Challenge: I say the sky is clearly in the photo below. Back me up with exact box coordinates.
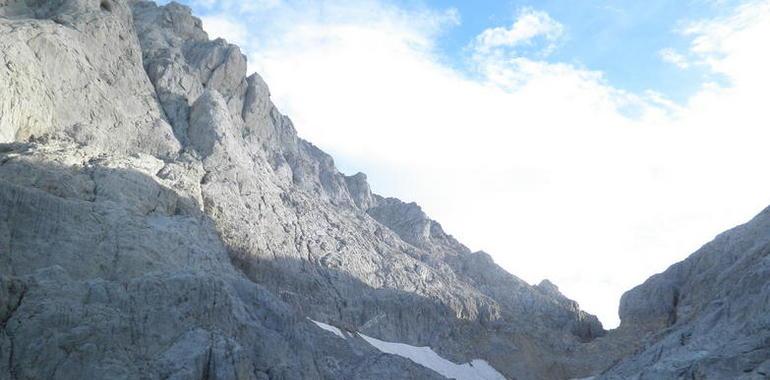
[165,0,770,328]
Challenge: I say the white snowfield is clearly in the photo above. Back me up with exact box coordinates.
[310,319,506,380]
[310,319,348,339]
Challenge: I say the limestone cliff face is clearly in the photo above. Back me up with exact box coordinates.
[596,207,770,379]
[0,1,768,379]
[0,0,180,156]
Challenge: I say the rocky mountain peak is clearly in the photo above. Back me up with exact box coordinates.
[1,1,768,379]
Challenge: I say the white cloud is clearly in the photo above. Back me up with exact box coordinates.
[240,0,283,12]
[197,0,770,328]
[200,15,248,46]
[191,0,282,12]
[659,48,690,69]
[683,0,770,85]
[472,8,564,55]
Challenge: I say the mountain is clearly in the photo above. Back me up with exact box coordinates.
[599,207,770,379]
[0,1,767,379]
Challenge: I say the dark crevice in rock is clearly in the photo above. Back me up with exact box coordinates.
[2,280,25,380]
[0,281,26,330]
[8,334,17,380]
[668,288,680,326]
[202,344,213,380]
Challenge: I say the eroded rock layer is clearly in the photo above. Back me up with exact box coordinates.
[1,1,768,379]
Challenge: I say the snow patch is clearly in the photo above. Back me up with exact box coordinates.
[309,318,506,379]
[358,333,506,380]
[309,319,346,339]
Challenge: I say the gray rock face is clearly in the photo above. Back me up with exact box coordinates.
[596,207,770,379]
[0,142,445,380]
[1,1,767,379]
[131,0,246,146]
[0,0,179,157]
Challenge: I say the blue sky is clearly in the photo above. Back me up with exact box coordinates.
[429,0,728,101]
[168,0,770,328]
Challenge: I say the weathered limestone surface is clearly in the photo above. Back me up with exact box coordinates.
[0,141,447,380]
[1,1,768,379]
[0,0,179,156]
[596,208,770,379]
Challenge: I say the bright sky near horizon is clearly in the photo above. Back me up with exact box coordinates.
[164,0,770,328]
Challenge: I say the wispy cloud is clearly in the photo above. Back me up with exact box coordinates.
[682,0,770,84]
[200,14,248,46]
[472,8,565,56]
[659,48,690,69]
[190,0,282,12]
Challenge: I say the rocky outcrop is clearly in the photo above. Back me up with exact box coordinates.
[0,0,179,156]
[1,1,767,379]
[596,207,770,379]
[0,141,446,379]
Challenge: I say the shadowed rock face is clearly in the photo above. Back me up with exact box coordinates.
[0,143,446,380]
[0,1,768,379]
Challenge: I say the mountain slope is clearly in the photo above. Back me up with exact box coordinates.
[0,1,768,379]
[0,1,610,379]
[597,207,770,379]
